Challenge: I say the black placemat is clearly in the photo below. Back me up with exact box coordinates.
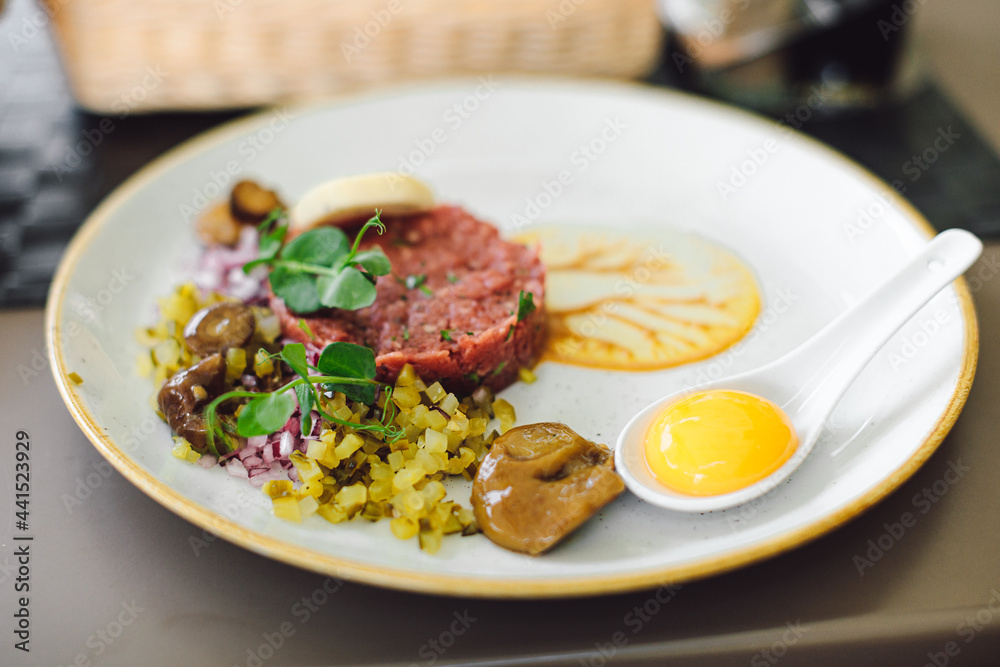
[2,0,999,307]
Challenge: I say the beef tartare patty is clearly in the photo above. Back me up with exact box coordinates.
[272,205,546,393]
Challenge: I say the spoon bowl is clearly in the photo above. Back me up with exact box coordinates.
[615,229,983,512]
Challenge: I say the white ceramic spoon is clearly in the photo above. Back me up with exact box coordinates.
[614,228,982,512]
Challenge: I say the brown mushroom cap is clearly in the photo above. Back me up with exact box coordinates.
[471,422,625,555]
[230,180,281,224]
[183,302,255,356]
[195,202,243,247]
[157,354,228,451]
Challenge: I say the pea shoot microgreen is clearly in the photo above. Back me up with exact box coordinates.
[244,209,391,314]
[203,341,401,456]
[297,318,316,341]
[398,273,433,297]
[516,290,536,322]
[505,290,536,341]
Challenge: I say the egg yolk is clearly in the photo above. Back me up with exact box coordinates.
[643,390,798,496]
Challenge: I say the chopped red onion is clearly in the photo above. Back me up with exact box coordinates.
[194,227,267,301]
[226,458,250,478]
[279,431,295,458]
[248,462,288,488]
[242,455,263,468]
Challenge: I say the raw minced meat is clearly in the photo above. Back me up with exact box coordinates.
[271,205,546,393]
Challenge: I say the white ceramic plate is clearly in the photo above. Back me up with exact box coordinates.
[47,79,977,597]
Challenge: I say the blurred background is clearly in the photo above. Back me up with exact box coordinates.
[0,0,998,306]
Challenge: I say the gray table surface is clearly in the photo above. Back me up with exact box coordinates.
[4,2,1000,665]
[2,242,1000,667]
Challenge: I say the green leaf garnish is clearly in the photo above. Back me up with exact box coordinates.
[296,384,313,436]
[203,341,400,454]
[317,267,376,310]
[236,391,298,437]
[317,342,377,405]
[440,329,454,342]
[270,265,321,313]
[248,211,390,314]
[280,343,310,379]
[243,212,289,273]
[352,249,392,276]
[282,226,350,266]
[281,343,314,436]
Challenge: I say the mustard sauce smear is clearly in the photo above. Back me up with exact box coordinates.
[514,225,760,371]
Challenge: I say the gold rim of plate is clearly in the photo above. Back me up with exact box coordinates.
[45,78,979,598]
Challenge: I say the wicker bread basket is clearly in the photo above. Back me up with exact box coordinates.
[41,0,663,113]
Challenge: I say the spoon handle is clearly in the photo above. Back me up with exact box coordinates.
[778,229,982,425]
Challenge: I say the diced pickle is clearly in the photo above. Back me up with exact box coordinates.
[391,517,419,540]
[263,480,293,498]
[492,399,516,433]
[144,303,511,551]
[272,495,302,523]
[425,382,447,403]
[393,386,422,409]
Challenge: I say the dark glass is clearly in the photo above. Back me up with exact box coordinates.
[670,0,918,114]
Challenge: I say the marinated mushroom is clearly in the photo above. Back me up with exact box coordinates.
[157,353,227,451]
[471,422,624,555]
[230,180,281,224]
[195,201,243,247]
[183,302,255,356]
